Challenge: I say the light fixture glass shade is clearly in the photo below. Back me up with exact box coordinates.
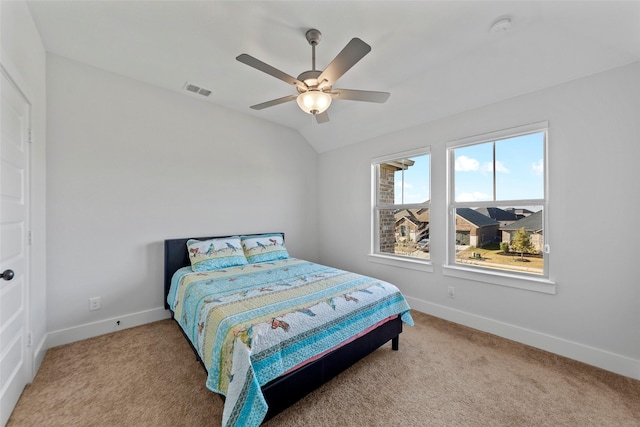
[296,90,332,115]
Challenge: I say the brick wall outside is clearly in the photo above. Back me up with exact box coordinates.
[379,164,396,253]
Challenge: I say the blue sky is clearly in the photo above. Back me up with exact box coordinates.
[455,132,544,202]
[392,131,544,205]
[394,154,430,204]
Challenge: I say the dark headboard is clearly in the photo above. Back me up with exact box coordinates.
[163,233,284,309]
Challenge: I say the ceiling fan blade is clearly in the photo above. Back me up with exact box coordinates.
[317,38,371,86]
[250,94,298,110]
[331,89,390,103]
[237,54,305,90]
[315,111,329,124]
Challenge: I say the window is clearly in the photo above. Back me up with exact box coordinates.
[446,122,552,291]
[371,148,431,268]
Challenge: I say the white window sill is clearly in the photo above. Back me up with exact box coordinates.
[368,253,434,273]
[442,264,556,294]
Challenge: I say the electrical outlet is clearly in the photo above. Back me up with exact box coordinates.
[89,297,101,311]
[447,286,455,299]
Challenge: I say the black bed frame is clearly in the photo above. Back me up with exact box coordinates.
[164,234,403,422]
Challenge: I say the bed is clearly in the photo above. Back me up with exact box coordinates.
[164,233,413,426]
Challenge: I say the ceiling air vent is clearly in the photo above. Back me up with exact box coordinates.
[183,82,212,97]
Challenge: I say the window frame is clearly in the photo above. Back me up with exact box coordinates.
[444,121,555,293]
[369,147,433,272]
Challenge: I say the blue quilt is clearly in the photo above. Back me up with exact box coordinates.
[168,258,413,426]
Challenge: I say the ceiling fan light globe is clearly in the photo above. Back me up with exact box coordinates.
[297,90,332,115]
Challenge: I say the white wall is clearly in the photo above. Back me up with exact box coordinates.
[1,0,48,374]
[318,62,640,379]
[45,55,318,344]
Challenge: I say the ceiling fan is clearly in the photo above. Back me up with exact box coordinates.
[236,29,390,124]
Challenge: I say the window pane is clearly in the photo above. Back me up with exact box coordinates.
[378,154,430,205]
[454,143,493,202]
[377,208,430,260]
[454,206,544,275]
[454,131,545,203]
[495,132,544,201]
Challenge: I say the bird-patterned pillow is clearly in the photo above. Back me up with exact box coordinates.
[186,236,248,272]
[241,234,289,264]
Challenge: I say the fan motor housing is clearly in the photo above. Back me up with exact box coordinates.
[296,70,327,93]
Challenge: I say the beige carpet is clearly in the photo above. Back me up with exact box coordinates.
[8,311,640,426]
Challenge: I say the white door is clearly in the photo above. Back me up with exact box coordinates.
[0,67,31,426]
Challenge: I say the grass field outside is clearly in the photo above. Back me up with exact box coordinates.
[456,242,544,275]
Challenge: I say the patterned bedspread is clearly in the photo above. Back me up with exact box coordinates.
[168,258,413,427]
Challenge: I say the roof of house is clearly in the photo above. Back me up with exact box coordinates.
[505,207,535,219]
[502,210,543,232]
[395,209,430,239]
[414,208,430,223]
[475,207,518,222]
[457,208,499,228]
[395,208,430,225]
[395,213,420,227]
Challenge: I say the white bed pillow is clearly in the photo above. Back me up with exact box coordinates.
[186,236,248,271]
[241,234,289,264]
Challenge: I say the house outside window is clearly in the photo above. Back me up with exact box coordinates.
[371,148,430,267]
[445,122,553,292]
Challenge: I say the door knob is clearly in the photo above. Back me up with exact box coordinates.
[1,269,15,281]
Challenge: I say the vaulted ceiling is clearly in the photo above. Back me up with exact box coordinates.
[26,1,640,153]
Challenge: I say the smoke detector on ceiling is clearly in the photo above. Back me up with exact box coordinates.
[490,17,512,33]
[183,82,212,97]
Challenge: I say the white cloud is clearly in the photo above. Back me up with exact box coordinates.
[458,156,509,174]
[457,192,491,202]
[495,160,509,173]
[394,182,413,197]
[395,182,426,204]
[455,155,479,171]
[480,161,509,173]
[405,193,426,203]
[532,158,544,175]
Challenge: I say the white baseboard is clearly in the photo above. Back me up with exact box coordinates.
[32,334,47,380]
[406,296,640,381]
[45,307,171,349]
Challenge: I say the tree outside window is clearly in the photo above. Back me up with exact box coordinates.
[447,124,548,278]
